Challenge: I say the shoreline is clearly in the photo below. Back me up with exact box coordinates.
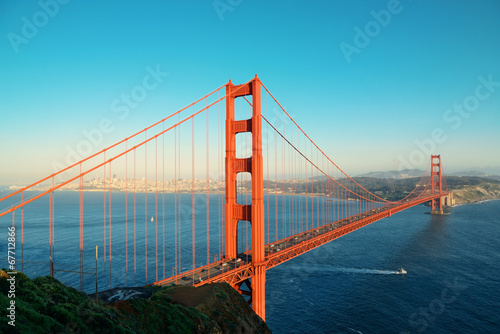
[4,189,500,206]
[452,197,500,207]
[0,188,336,198]
[455,198,500,206]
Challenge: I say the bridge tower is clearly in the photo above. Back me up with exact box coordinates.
[225,75,266,320]
[430,154,444,214]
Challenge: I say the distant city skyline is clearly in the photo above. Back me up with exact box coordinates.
[1,1,499,185]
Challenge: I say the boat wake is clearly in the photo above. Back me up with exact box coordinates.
[332,267,399,275]
[279,265,404,275]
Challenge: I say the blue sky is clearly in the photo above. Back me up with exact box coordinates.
[1,0,499,185]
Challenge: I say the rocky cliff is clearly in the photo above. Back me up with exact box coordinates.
[451,183,500,205]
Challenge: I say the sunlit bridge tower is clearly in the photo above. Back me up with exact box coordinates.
[430,154,444,214]
[225,75,266,320]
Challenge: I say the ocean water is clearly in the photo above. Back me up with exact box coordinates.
[265,200,500,334]
[1,191,498,333]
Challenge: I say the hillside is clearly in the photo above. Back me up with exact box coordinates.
[352,176,500,204]
[357,169,424,179]
[449,183,500,205]
[257,176,500,204]
[0,270,270,334]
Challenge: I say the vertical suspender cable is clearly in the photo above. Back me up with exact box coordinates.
[217,92,221,259]
[282,112,286,239]
[174,126,177,275]
[322,155,325,225]
[103,153,107,288]
[21,192,24,272]
[52,177,55,268]
[178,113,182,274]
[134,149,137,285]
[311,142,314,230]
[206,98,210,266]
[192,107,195,277]
[290,120,293,236]
[80,164,84,291]
[145,131,148,282]
[274,104,278,241]
[49,191,51,269]
[162,123,165,279]
[305,136,308,232]
[155,136,158,282]
[125,142,128,286]
[109,162,112,288]
[316,149,319,228]
[48,189,51,275]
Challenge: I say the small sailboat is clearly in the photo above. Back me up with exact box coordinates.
[396,267,407,274]
[151,216,154,222]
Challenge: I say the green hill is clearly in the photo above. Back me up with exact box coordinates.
[0,270,270,334]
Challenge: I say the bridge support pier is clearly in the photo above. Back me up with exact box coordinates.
[225,75,266,320]
[252,263,266,319]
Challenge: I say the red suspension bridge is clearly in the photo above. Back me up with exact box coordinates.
[0,75,449,321]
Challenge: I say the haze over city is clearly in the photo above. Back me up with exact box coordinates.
[1,0,499,185]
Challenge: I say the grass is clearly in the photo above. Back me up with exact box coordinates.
[0,269,271,333]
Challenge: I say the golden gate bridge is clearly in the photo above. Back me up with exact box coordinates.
[0,75,449,320]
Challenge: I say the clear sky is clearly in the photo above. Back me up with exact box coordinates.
[1,0,499,185]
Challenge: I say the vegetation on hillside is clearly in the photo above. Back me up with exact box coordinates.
[0,270,270,334]
[258,176,500,203]
[353,176,500,201]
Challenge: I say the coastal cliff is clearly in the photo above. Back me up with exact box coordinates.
[451,182,500,205]
[0,270,271,333]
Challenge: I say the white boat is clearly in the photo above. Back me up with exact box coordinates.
[396,267,407,274]
[151,216,154,222]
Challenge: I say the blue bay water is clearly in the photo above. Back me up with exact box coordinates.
[1,190,499,333]
[265,200,500,334]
